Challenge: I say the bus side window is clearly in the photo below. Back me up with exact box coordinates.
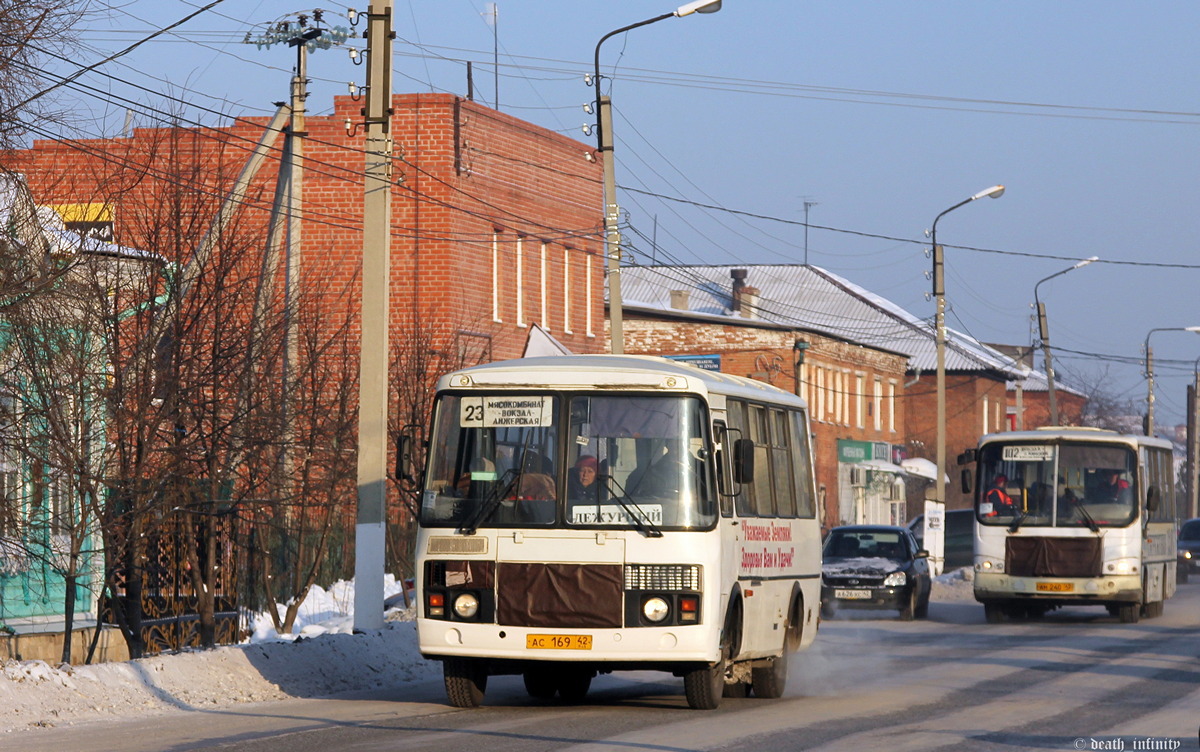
[714,421,734,517]
[728,399,755,517]
[771,408,797,517]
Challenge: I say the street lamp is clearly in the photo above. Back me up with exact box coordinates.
[592,0,721,354]
[1033,256,1098,425]
[1144,326,1200,437]
[931,185,1004,509]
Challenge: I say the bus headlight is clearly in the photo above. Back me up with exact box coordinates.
[642,596,671,623]
[883,572,906,587]
[453,592,480,619]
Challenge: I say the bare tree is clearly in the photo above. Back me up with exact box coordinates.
[1067,365,1141,433]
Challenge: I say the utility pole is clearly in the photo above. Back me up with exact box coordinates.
[803,199,817,266]
[354,0,393,633]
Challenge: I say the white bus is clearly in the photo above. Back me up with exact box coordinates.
[408,355,822,709]
[960,427,1178,623]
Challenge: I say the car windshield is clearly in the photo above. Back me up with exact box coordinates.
[976,442,1137,528]
[419,392,716,531]
[823,530,906,560]
[1181,520,1200,541]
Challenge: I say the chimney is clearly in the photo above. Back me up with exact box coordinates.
[739,286,760,319]
[669,289,690,310]
[730,268,748,313]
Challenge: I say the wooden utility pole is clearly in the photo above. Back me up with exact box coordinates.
[353,0,393,632]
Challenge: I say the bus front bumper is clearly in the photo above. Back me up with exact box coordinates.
[416,618,720,666]
[974,571,1142,603]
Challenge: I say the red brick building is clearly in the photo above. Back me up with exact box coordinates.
[8,94,607,374]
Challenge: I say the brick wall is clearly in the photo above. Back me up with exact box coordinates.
[7,94,606,372]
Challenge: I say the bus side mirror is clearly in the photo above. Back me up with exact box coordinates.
[960,468,973,495]
[957,449,977,466]
[395,427,419,483]
[733,438,755,483]
[1146,486,1160,513]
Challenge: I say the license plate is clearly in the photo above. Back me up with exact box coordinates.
[834,589,871,599]
[526,634,593,650]
[1036,581,1074,592]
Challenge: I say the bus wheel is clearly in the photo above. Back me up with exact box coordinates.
[1142,600,1164,619]
[983,603,1006,624]
[444,658,487,708]
[557,669,592,704]
[523,668,557,700]
[1117,602,1140,624]
[751,655,788,699]
[722,680,749,698]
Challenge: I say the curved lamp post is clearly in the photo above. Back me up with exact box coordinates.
[593,0,721,353]
[1033,256,1098,425]
[1144,326,1200,437]
[931,185,1005,508]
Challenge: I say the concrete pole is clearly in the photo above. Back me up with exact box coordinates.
[354,0,393,633]
[934,243,946,508]
[1037,302,1059,425]
[1192,371,1200,518]
[598,95,622,354]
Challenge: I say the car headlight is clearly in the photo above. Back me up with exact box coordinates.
[642,596,670,623]
[883,572,907,587]
[453,592,479,619]
[1181,550,1193,560]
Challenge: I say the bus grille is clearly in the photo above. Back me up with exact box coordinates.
[625,564,701,591]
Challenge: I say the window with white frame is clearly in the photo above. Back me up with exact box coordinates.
[491,231,502,323]
[562,247,573,334]
[873,377,883,431]
[515,235,526,328]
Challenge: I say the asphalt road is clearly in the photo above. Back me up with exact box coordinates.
[12,584,1200,752]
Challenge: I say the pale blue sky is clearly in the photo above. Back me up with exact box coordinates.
[54,1,1200,426]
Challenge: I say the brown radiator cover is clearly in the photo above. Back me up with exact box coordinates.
[496,562,622,628]
[1005,536,1103,578]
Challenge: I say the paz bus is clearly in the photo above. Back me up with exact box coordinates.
[960,427,1178,623]
[407,355,822,709]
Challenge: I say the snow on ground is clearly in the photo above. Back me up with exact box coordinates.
[0,568,979,735]
[0,575,440,735]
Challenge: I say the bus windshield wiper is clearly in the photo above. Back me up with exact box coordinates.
[1008,509,1027,533]
[459,434,534,535]
[459,467,519,535]
[602,474,663,538]
[1075,502,1100,533]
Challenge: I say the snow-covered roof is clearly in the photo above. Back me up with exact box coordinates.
[620,263,1025,377]
[0,173,160,263]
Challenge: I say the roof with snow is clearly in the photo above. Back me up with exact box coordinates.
[619,263,1024,377]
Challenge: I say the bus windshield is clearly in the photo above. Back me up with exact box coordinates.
[977,441,1138,529]
[420,392,717,531]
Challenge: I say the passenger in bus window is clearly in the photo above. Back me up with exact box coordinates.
[983,474,1017,517]
[568,455,603,503]
[1095,470,1131,504]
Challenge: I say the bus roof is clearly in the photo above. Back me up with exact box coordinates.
[978,426,1174,451]
[436,354,807,408]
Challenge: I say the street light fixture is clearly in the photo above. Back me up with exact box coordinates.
[592,0,721,354]
[931,185,1004,510]
[1144,325,1200,437]
[1033,256,1098,425]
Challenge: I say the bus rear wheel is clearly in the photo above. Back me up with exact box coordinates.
[1117,602,1140,624]
[557,669,592,703]
[522,668,557,700]
[1142,600,1164,619]
[444,658,487,708]
[751,655,788,699]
